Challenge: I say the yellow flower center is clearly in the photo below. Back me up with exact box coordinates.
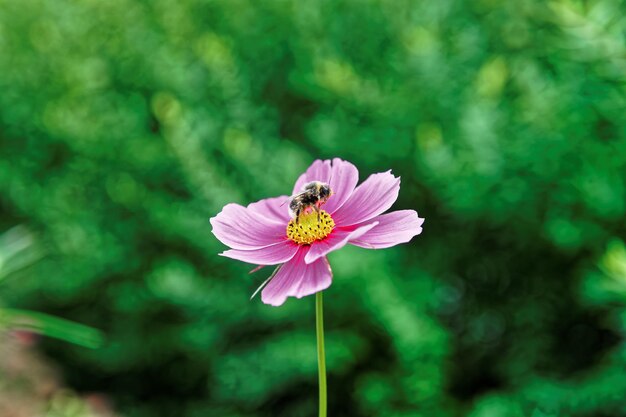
[286,210,335,245]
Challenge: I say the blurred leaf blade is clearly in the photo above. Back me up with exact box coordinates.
[0,308,104,349]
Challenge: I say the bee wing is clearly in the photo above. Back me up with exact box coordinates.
[250,264,283,300]
[279,191,306,207]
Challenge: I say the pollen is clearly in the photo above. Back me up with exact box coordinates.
[286,210,335,245]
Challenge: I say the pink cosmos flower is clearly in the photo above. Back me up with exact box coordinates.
[210,158,424,306]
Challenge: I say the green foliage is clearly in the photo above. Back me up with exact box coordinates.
[0,226,103,348]
[0,308,103,349]
[1,0,626,416]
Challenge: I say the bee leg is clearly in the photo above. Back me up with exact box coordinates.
[295,208,301,224]
[314,205,321,222]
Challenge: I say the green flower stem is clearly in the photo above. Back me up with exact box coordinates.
[316,291,327,417]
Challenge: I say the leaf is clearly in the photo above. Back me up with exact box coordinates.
[0,308,104,349]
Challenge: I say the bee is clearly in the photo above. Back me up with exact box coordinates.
[288,181,333,223]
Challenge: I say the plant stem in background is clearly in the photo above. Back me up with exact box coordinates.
[316,291,327,417]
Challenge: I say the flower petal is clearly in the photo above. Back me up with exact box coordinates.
[292,159,332,194]
[323,158,359,214]
[349,210,424,249]
[210,203,287,250]
[220,241,299,265]
[304,222,379,264]
[247,195,291,225]
[261,247,333,306]
[332,170,400,226]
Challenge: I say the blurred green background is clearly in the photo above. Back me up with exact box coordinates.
[1,0,626,416]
